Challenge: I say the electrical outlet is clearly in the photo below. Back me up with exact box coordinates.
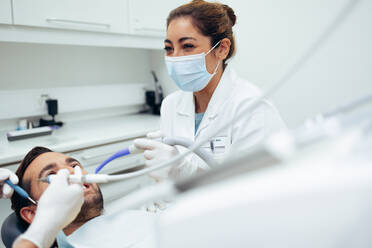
[39,94,50,107]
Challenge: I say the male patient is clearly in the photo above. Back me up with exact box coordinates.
[10,146,156,248]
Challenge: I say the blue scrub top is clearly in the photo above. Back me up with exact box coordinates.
[195,112,205,134]
[56,231,74,248]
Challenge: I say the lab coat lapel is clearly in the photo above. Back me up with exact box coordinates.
[195,67,235,138]
[176,92,195,140]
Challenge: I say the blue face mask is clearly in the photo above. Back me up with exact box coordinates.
[165,41,221,92]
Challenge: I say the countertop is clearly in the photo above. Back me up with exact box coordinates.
[0,114,160,165]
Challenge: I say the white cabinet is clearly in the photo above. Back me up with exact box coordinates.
[128,0,187,37]
[12,0,129,34]
[0,0,12,24]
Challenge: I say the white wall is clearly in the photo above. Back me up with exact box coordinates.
[151,0,372,128]
[0,42,155,127]
[148,50,177,97]
[0,42,153,90]
[225,0,372,127]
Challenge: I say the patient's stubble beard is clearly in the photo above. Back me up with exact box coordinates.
[64,184,104,233]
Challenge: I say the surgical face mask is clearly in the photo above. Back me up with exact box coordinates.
[165,41,221,92]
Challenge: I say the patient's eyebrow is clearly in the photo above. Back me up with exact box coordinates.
[38,163,57,179]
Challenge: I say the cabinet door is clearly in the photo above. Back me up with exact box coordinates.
[128,0,187,37]
[13,0,129,34]
[0,0,12,24]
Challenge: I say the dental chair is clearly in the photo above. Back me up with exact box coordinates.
[1,213,27,248]
[2,213,59,248]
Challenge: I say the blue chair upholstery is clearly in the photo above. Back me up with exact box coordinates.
[1,213,27,248]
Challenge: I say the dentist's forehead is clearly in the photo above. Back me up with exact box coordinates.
[167,17,202,40]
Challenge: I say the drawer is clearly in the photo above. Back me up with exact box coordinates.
[13,0,130,34]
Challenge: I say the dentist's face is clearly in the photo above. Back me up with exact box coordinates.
[164,16,219,74]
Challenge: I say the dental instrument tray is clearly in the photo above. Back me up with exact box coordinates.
[7,126,53,141]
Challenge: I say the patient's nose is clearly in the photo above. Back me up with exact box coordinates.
[66,167,75,174]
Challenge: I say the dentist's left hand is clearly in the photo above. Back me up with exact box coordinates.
[14,168,84,248]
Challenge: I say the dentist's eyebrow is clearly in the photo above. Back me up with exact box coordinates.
[179,37,196,43]
[38,163,57,179]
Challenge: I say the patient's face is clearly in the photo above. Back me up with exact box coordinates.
[22,152,103,225]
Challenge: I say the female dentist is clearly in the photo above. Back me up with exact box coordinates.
[134,0,285,180]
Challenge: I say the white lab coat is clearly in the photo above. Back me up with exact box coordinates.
[160,66,286,179]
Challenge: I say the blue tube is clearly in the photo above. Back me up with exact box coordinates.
[95,148,131,174]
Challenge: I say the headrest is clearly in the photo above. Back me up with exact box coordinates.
[1,213,28,248]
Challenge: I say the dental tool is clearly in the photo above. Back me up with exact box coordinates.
[94,137,218,174]
[40,94,372,187]
[94,146,134,174]
[40,174,110,184]
[5,179,37,205]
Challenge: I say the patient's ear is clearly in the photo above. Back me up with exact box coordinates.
[20,206,36,224]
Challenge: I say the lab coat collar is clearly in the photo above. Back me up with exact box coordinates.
[204,66,236,119]
[175,66,237,137]
[195,66,236,136]
[176,92,194,117]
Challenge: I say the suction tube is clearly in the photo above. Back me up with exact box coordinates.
[95,137,218,174]
[95,148,131,173]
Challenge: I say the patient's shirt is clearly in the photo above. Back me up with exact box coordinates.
[61,210,157,248]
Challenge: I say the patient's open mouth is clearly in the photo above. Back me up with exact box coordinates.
[83,183,91,191]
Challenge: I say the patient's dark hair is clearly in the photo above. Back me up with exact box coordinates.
[10,146,52,227]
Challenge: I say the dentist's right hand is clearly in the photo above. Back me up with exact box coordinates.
[0,168,19,199]
[133,131,183,182]
[13,168,84,248]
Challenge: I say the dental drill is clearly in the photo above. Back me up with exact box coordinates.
[40,136,219,184]
[94,136,219,174]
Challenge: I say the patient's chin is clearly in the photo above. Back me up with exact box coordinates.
[71,186,104,225]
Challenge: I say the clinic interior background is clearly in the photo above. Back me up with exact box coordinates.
[0,0,371,129]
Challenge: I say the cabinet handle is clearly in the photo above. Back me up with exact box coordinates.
[46,18,111,29]
[82,151,118,161]
[135,27,164,32]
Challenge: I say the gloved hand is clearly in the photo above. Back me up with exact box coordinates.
[134,131,184,181]
[16,168,84,248]
[0,168,19,199]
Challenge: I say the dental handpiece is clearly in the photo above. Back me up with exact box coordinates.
[39,174,110,184]
[94,137,218,174]
[5,179,37,205]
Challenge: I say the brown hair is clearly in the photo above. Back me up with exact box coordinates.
[10,146,52,226]
[167,0,237,68]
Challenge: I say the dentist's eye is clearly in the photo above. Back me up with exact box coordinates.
[183,43,194,49]
[164,46,173,52]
